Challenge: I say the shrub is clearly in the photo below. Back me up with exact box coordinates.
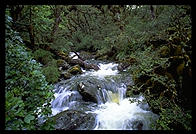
[42,60,60,84]
[33,48,54,65]
[149,97,192,130]
[5,15,54,130]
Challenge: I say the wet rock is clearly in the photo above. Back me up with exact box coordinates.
[77,81,98,103]
[117,62,130,71]
[67,65,83,75]
[57,59,70,70]
[84,63,100,71]
[61,72,72,80]
[132,120,143,130]
[53,110,96,130]
[70,58,100,71]
[62,62,70,70]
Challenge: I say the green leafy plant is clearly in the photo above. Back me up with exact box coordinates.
[5,15,54,130]
[150,97,192,130]
[42,60,60,84]
[33,48,54,65]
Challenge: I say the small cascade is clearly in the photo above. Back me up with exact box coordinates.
[95,83,127,104]
[51,85,83,115]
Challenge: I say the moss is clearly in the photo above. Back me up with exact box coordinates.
[67,65,82,75]
[159,46,170,57]
[58,51,69,58]
[57,59,65,67]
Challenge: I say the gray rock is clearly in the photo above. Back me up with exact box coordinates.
[117,62,130,72]
[77,81,98,103]
[61,72,72,80]
[132,120,144,130]
[53,110,96,130]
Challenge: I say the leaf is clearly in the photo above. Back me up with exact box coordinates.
[24,114,35,124]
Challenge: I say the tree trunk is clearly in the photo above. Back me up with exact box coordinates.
[150,5,155,19]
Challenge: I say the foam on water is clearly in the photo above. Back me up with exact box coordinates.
[51,86,82,116]
[82,62,119,79]
[91,97,157,130]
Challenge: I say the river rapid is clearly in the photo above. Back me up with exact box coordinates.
[50,52,159,130]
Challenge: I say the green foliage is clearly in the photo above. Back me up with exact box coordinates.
[124,6,192,130]
[5,15,54,130]
[150,97,192,130]
[52,36,70,52]
[127,46,168,81]
[65,5,121,52]
[42,60,60,84]
[33,48,54,65]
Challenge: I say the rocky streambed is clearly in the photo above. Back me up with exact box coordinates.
[42,52,159,130]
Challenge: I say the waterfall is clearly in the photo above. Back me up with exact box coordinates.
[50,59,159,130]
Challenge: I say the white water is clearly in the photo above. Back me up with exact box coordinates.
[82,62,119,79]
[91,95,157,130]
[50,60,159,130]
[69,52,79,59]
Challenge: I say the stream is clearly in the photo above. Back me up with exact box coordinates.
[50,53,159,130]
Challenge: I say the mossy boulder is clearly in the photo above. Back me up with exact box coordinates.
[67,65,82,75]
[58,51,70,61]
[57,59,65,67]
[57,59,70,70]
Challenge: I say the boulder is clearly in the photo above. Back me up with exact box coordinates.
[117,62,131,72]
[77,81,98,103]
[67,65,82,75]
[132,120,144,130]
[53,110,96,130]
[61,72,72,80]
[57,59,70,70]
[84,63,100,71]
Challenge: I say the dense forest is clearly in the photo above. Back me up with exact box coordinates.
[5,5,192,130]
